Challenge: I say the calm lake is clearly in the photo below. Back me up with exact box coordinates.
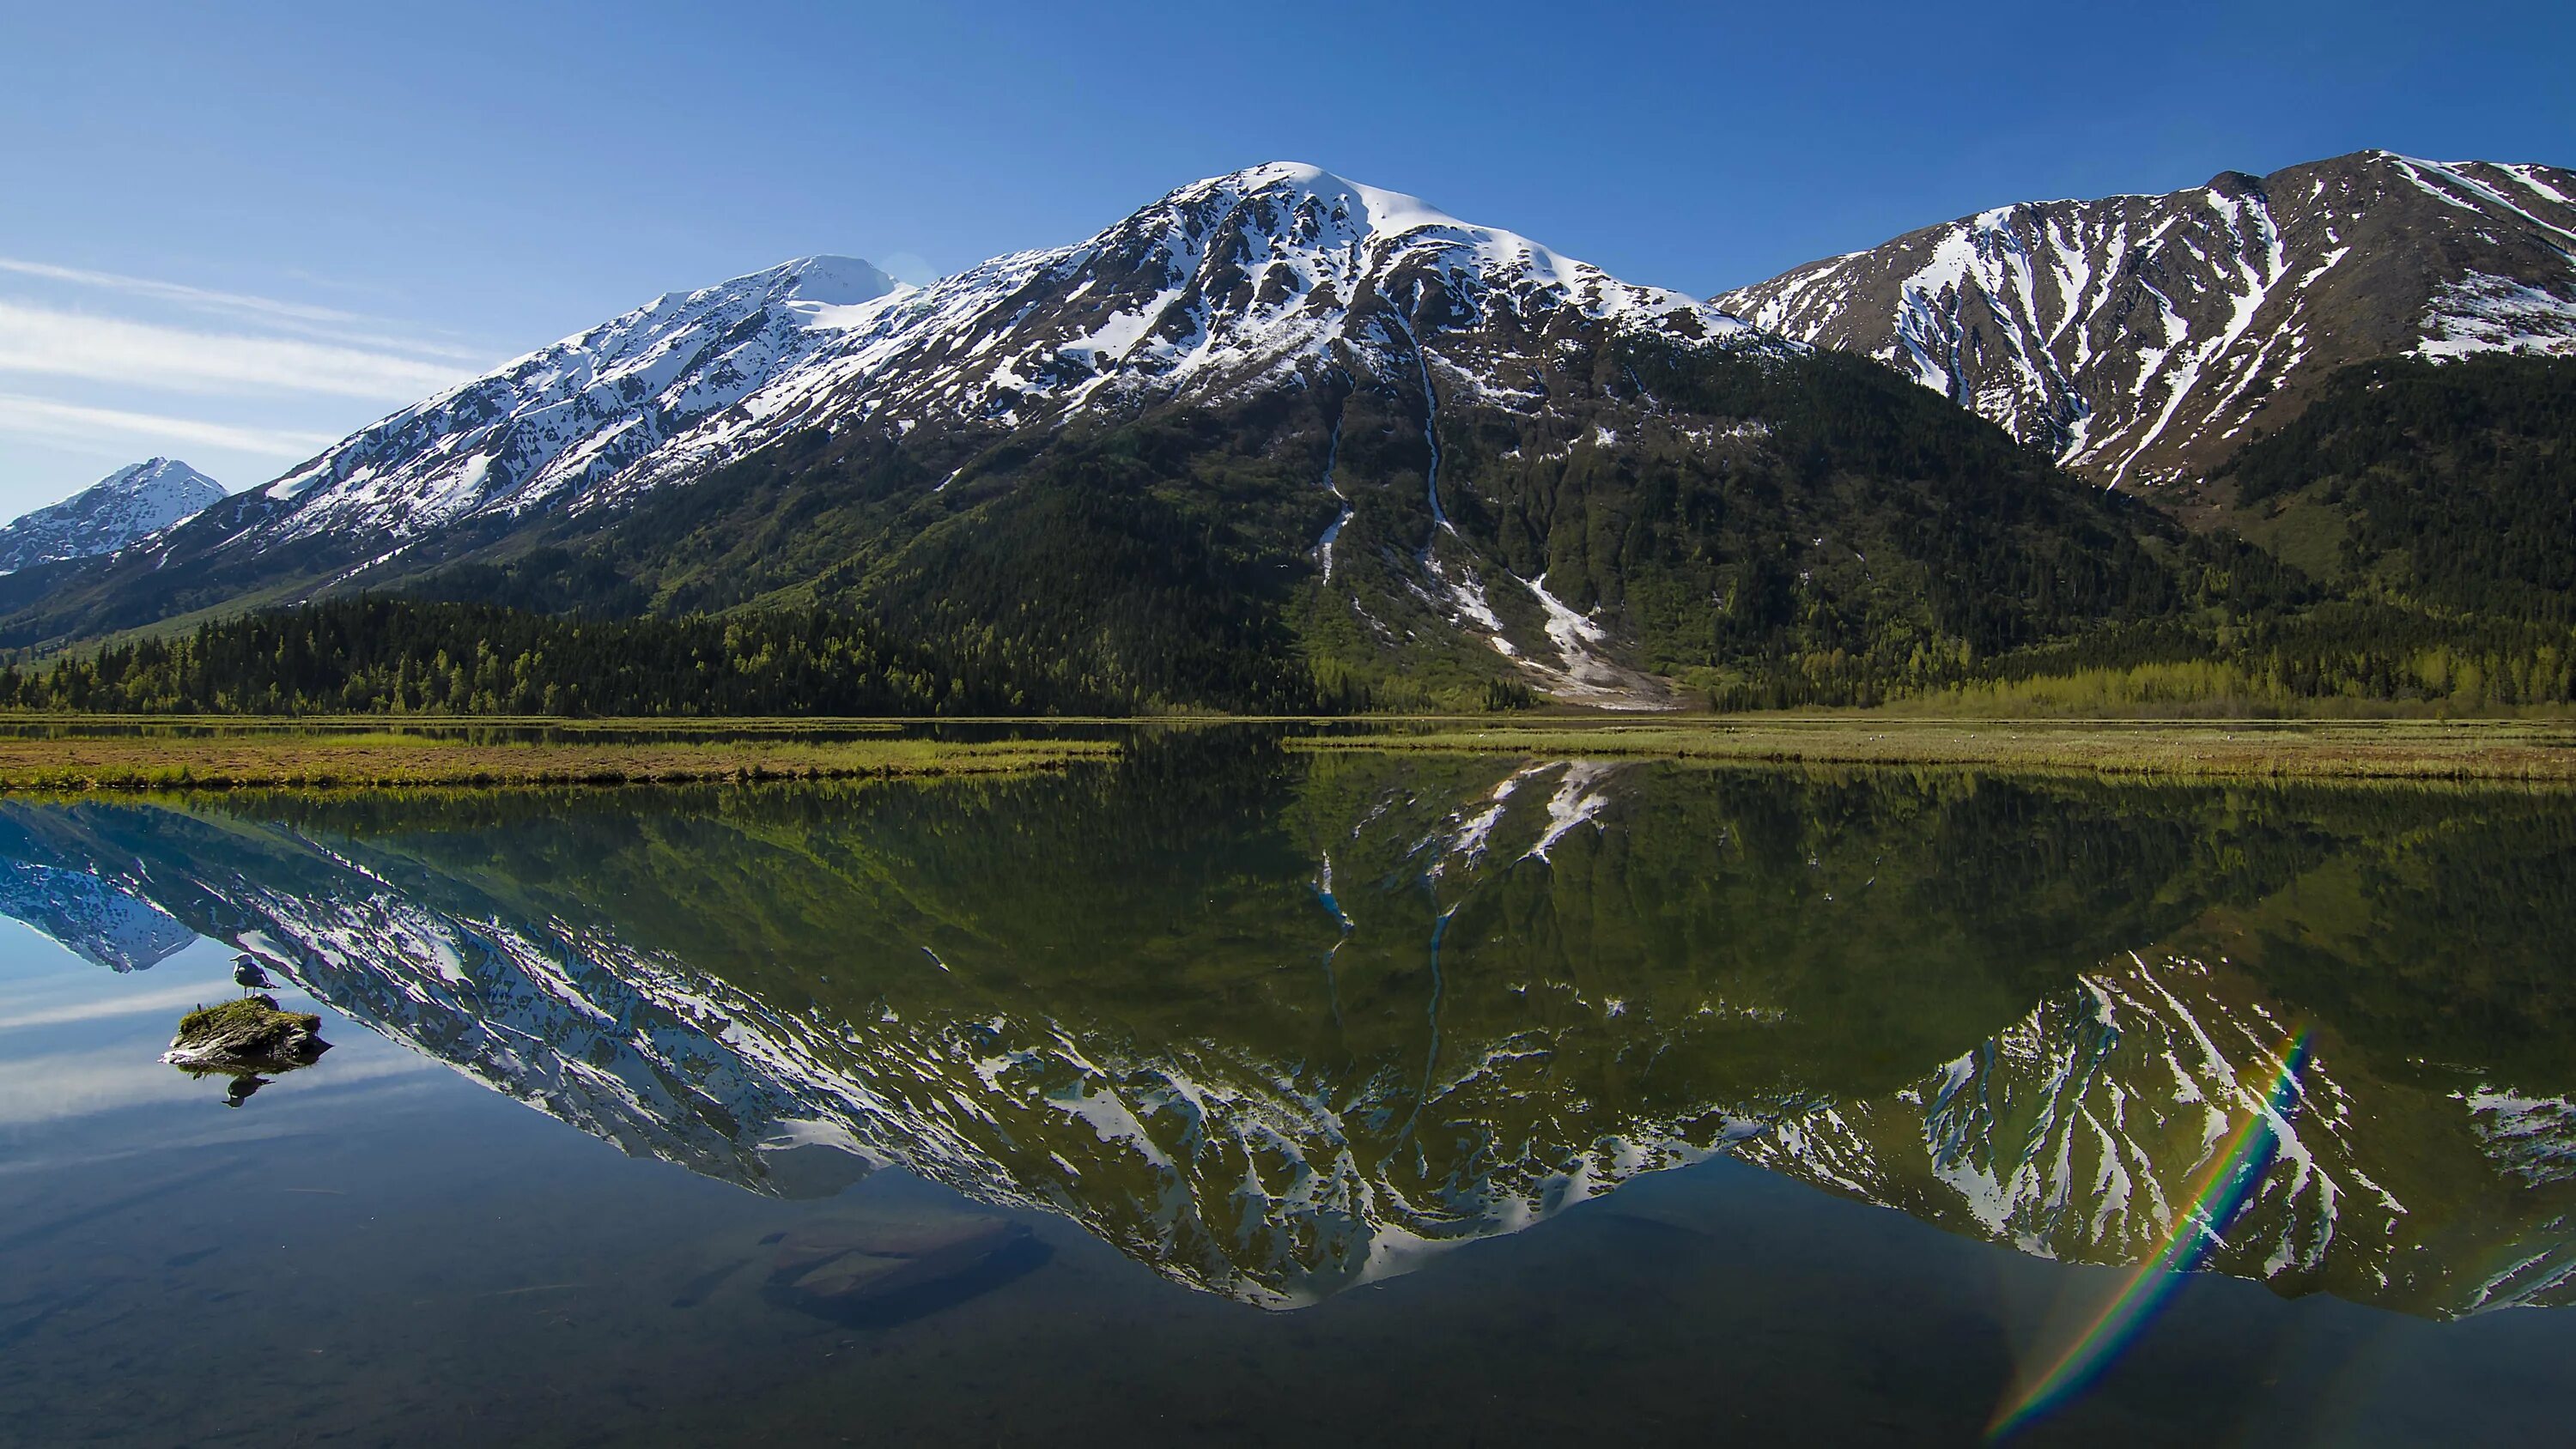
[3,731,2573,1446]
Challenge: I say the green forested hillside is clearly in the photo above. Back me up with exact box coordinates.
[1927,353,2576,714]
[1485,343,2221,706]
[2221,354,2576,618]
[377,343,2205,712]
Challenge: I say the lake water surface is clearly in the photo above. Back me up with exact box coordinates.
[3,732,2573,1446]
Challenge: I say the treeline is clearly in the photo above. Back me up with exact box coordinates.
[0,598,1361,717]
[1706,603,2576,715]
[1698,531,2317,711]
[1938,603,2576,715]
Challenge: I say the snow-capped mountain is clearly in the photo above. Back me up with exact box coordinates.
[12,162,1899,705]
[0,458,224,573]
[249,164,1763,545]
[1716,151,2576,488]
[0,163,2343,710]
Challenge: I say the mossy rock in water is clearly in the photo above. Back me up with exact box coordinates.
[163,993,330,1069]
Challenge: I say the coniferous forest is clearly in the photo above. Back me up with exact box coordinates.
[0,601,1110,717]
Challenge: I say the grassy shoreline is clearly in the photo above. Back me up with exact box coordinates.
[1288,718,2576,782]
[3,714,2572,789]
[0,734,1117,791]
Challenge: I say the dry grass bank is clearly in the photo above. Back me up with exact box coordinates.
[0,733,1115,791]
[1294,718,2576,782]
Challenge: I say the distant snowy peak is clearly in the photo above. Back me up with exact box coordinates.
[237,165,1773,549]
[0,458,225,573]
[1716,150,2576,488]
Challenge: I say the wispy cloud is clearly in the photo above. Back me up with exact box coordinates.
[0,256,493,362]
[0,1044,436,1129]
[0,978,214,1032]
[0,257,380,325]
[0,392,344,458]
[0,300,473,402]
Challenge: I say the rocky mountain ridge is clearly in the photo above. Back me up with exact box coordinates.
[240,164,1768,549]
[1716,150,2576,488]
[194,163,1788,706]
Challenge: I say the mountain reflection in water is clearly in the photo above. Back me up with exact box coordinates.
[3,733,2572,1319]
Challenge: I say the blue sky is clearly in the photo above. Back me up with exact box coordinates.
[2,0,2569,516]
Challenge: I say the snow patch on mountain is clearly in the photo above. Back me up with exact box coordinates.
[2416,273,2576,360]
[1718,150,2576,488]
[2464,1087,2576,1185]
[1515,574,1675,709]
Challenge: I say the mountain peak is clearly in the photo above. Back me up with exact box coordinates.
[102,457,216,489]
[1171,161,1571,270]
[0,458,226,575]
[1199,161,1457,222]
[771,253,903,306]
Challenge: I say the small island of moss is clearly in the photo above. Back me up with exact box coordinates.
[163,994,331,1070]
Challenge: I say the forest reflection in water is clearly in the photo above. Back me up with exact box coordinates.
[1,732,2572,1444]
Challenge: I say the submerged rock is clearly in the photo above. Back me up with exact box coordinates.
[764,1210,1036,1317]
[162,994,330,1070]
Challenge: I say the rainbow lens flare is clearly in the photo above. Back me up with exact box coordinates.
[1986,1027,2316,1440]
